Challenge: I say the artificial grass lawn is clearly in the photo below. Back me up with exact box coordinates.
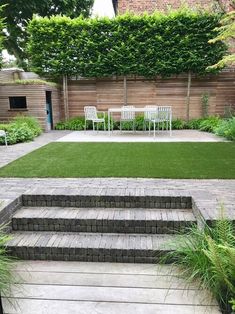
[0,142,234,179]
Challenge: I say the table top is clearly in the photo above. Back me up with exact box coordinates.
[108,107,158,113]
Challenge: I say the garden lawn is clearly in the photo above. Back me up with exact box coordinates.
[0,142,234,179]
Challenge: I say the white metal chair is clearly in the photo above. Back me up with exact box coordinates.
[0,130,7,146]
[84,106,106,131]
[120,105,135,132]
[150,106,172,137]
[143,105,158,134]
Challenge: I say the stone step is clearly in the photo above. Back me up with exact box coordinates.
[7,231,178,263]
[12,207,196,234]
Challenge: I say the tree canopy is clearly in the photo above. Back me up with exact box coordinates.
[0,6,5,69]
[27,9,227,78]
[208,8,235,68]
[0,0,94,68]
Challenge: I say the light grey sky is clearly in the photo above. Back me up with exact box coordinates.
[92,0,115,17]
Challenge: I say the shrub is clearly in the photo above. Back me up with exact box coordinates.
[215,117,235,141]
[171,119,187,130]
[199,116,221,132]
[186,118,205,129]
[0,116,41,145]
[163,217,235,314]
[13,115,42,136]
[8,123,34,144]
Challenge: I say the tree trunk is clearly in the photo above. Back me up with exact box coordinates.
[186,71,192,122]
[123,76,127,105]
[63,75,69,121]
[0,294,4,314]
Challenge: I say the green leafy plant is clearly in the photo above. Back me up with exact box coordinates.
[215,117,235,140]
[0,116,42,145]
[12,115,42,136]
[163,217,235,314]
[199,116,221,132]
[186,118,205,129]
[171,119,187,130]
[201,92,210,118]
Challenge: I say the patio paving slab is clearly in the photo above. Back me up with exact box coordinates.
[2,261,221,314]
[56,130,225,142]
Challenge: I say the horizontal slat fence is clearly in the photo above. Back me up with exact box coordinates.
[67,72,235,120]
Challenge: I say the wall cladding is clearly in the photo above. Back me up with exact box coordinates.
[0,84,61,130]
[67,72,235,121]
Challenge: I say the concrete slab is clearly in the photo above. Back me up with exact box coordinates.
[3,261,221,314]
[56,130,225,142]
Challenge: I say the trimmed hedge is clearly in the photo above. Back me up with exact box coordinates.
[27,9,227,77]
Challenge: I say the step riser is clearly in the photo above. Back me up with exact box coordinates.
[22,195,192,209]
[8,247,171,264]
[12,218,195,234]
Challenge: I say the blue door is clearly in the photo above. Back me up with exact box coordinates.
[46,91,53,130]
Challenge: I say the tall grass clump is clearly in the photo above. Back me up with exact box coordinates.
[163,217,235,314]
[0,225,16,312]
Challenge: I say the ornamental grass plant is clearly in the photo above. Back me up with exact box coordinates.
[0,224,16,313]
[163,217,235,314]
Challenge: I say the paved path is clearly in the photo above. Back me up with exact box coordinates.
[3,261,221,314]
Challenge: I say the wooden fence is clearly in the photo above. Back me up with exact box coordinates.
[65,72,235,121]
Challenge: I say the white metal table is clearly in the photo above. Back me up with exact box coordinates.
[108,107,172,137]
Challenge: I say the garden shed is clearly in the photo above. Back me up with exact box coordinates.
[0,79,61,130]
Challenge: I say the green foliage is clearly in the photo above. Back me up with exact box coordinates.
[199,116,221,132]
[12,115,42,136]
[171,119,187,130]
[186,118,205,129]
[215,117,235,140]
[0,6,5,69]
[230,298,235,310]
[55,117,87,130]
[0,224,16,301]
[163,217,235,313]
[27,9,227,77]
[0,116,42,145]
[208,10,235,69]
[0,79,58,86]
[1,0,94,68]
[201,92,210,118]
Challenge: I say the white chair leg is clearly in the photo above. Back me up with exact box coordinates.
[93,121,95,131]
[154,121,156,138]
[5,135,7,147]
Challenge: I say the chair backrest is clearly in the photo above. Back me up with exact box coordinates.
[121,106,135,120]
[0,130,6,137]
[157,106,172,121]
[144,105,158,120]
[84,106,98,120]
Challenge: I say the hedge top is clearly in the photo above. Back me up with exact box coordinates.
[27,9,227,77]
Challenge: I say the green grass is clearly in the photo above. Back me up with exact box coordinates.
[0,142,234,178]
